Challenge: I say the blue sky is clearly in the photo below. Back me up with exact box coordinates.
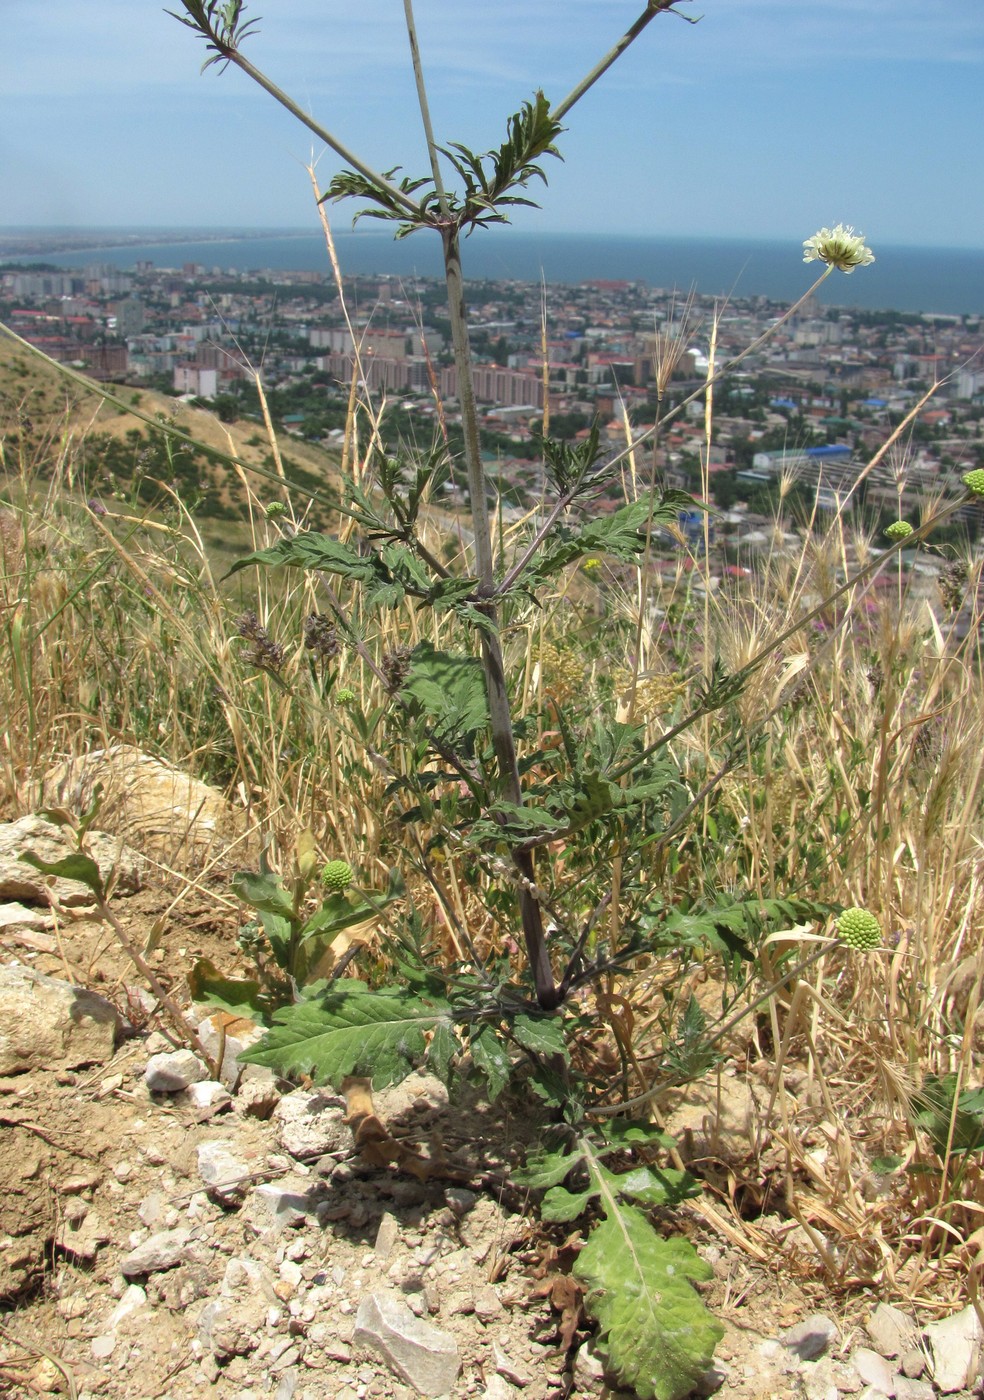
[2,0,983,249]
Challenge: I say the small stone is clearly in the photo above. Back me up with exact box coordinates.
[274,1089,349,1159]
[483,1378,519,1400]
[492,1340,532,1387]
[923,1304,984,1392]
[113,1161,133,1182]
[894,1379,935,1400]
[186,1080,232,1112]
[781,1314,840,1361]
[195,1012,268,1087]
[867,1303,918,1359]
[197,1140,251,1203]
[144,1049,208,1092]
[354,1290,461,1397]
[444,1187,478,1215]
[120,1227,193,1277]
[900,1349,926,1379]
[852,1347,896,1394]
[374,1212,400,1261]
[247,1180,315,1232]
[55,1208,111,1261]
[236,1077,281,1119]
[90,1333,117,1359]
[137,1191,165,1228]
[573,1341,606,1390]
[473,1285,503,1322]
[27,1358,64,1393]
[108,1284,147,1328]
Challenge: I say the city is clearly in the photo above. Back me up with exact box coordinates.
[3,256,984,567]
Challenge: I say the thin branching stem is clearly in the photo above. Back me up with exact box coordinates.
[551,0,689,122]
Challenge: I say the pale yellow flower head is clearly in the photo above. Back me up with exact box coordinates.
[803,224,875,274]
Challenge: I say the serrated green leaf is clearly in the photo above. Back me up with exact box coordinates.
[299,891,386,941]
[599,1122,678,1152]
[223,532,379,581]
[512,1013,570,1062]
[615,1165,701,1208]
[188,958,264,1019]
[469,1025,513,1101]
[427,1019,459,1085]
[19,850,104,900]
[514,1146,580,1191]
[240,981,448,1089]
[400,641,490,750]
[232,870,295,919]
[575,1196,723,1400]
[541,1184,596,1223]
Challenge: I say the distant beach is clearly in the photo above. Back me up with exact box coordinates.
[3,228,983,317]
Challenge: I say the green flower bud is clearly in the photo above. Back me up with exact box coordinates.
[334,687,356,705]
[265,501,287,517]
[963,470,984,497]
[321,860,353,892]
[836,907,881,951]
[884,521,913,542]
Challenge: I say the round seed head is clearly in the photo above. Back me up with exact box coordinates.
[321,860,354,893]
[884,520,913,543]
[963,469,984,497]
[836,906,882,951]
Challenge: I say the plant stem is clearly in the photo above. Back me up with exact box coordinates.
[400,0,558,1008]
[222,50,424,220]
[551,0,687,122]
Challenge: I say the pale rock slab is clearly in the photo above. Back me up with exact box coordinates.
[866,1302,918,1360]
[42,744,245,868]
[355,1290,461,1397]
[0,963,119,1074]
[923,1304,984,1392]
[0,813,142,904]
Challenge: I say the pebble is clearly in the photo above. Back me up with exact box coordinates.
[144,1049,208,1092]
[852,1346,896,1394]
[867,1302,918,1360]
[354,1290,461,1397]
[120,1227,193,1277]
[781,1314,840,1361]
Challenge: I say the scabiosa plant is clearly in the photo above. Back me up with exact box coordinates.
[321,859,354,892]
[803,224,875,274]
[884,520,914,542]
[963,469,984,497]
[836,907,882,951]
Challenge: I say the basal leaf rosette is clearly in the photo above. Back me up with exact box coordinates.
[836,907,881,952]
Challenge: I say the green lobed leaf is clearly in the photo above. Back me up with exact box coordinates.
[512,1013,570,1062]
[232,870,295,920]
[19,850,104,900]
[575,1196,723,1400]
[469,1025,513,1101]
[224,531,380,581]
[513,1146,580,1191]
[187,957,265,1020]
[615,1165,701,1208]
[240,981,449,1089]
[541,1184,596,1223]
[426,1019,460,1085]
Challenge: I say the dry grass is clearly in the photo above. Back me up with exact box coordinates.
[3,294,984,1319]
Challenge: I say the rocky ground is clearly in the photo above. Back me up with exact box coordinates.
[1,783,982,1400]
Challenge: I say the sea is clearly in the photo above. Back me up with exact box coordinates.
[3,229,984,317]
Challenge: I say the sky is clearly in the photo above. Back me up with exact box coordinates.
[2,0,983,249]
